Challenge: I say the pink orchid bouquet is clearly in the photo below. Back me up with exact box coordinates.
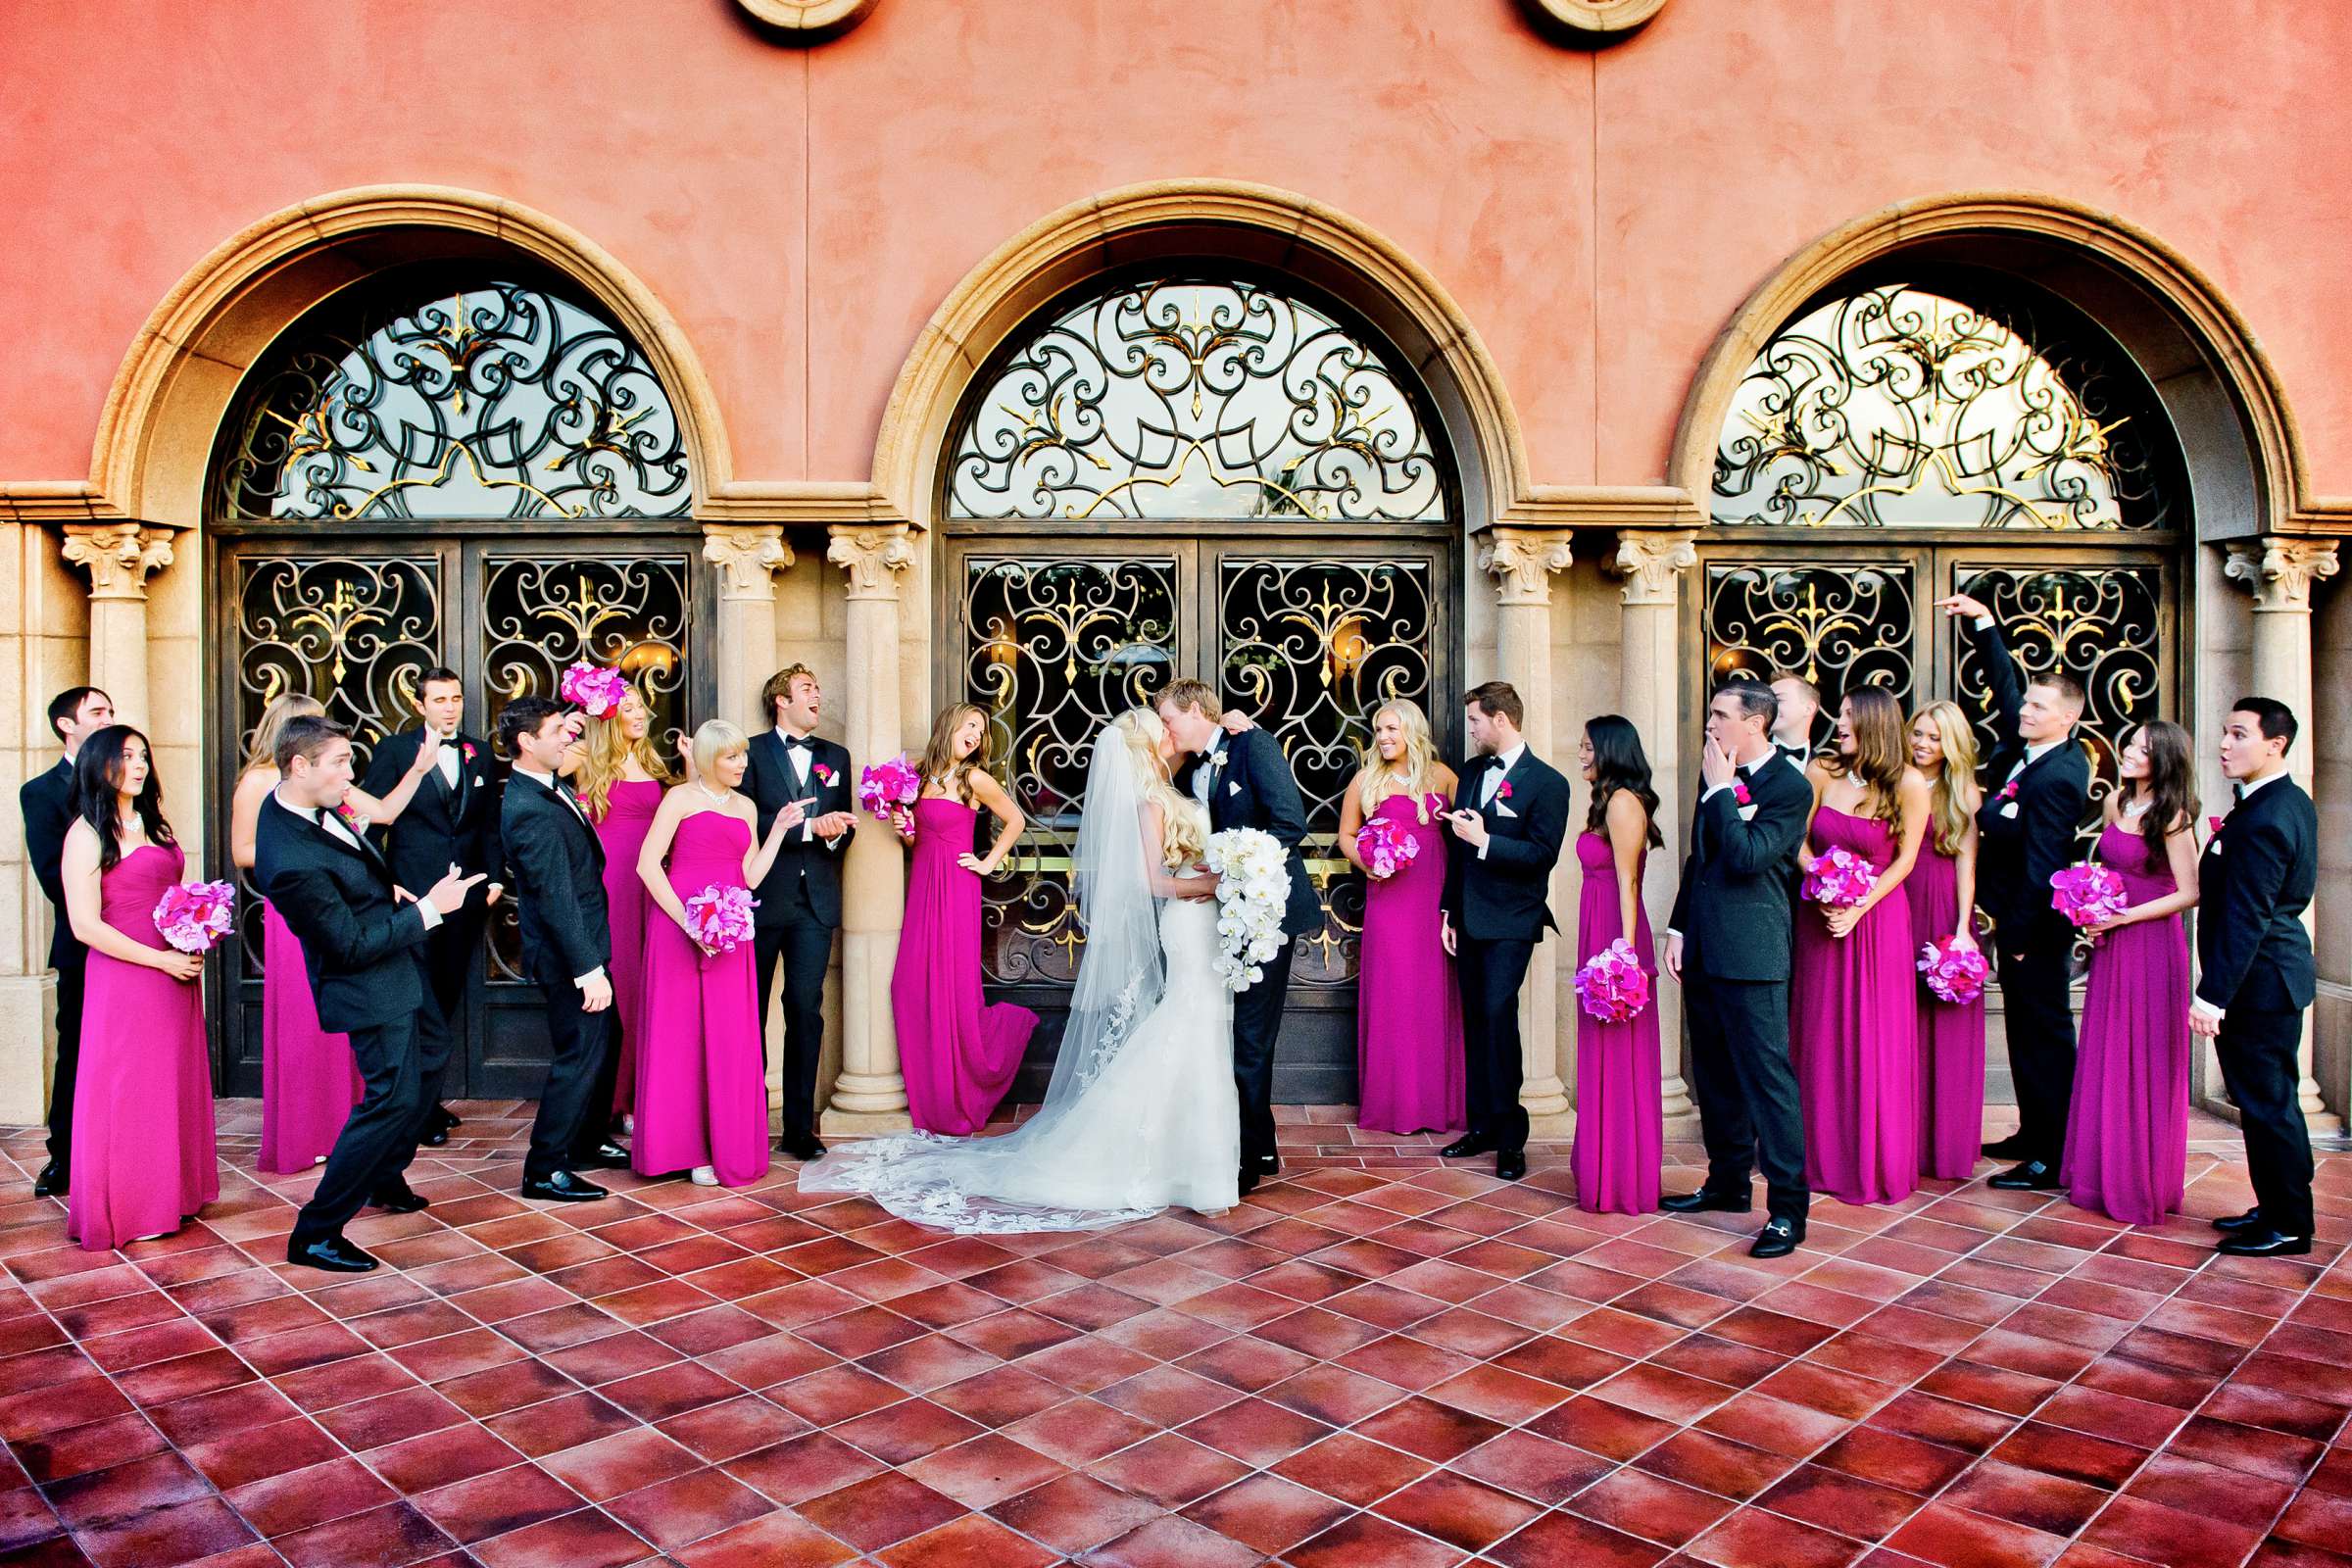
[1801,847,1879,908]
[858,754,920,838]
[558,662,629,719]
[1917,936,1989,1005]
[2049,862,2129,928]
[154,880,237,954]
[683,884,759,955]
[1573,937,1652,1022]
[1354,815,1420,881]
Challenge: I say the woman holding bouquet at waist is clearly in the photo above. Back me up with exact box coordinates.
[633,719,801,1187]
[893,702,1037,1135]
[1339,698,1461,1136]
[1792,688,1928,1206]
[1568,715,1663,1214]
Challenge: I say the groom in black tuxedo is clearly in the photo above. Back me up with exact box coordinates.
[1159,678,1322,1196]
[2196,698,2320,1257]
[255,715,483,1271]
[1439,681,1570,1183]
[1664,678,1813,1257]
[1937,592,2091,1190]
[498,696,618,1204]
[18,685,114,1198]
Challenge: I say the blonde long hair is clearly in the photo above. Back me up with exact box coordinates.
[574,688,676,819]
[1356,698,1443,824]
[241,693,324,777]
[1112,708,1202,869]
[1911,700,1982,857]
[917,702,989,807]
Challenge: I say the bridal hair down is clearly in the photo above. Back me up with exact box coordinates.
[1112,709,1201,869]
[241,693,325,778]
[1357,699,1443,823]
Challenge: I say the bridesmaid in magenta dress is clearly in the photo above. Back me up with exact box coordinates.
[231,695,434,1174]
[576,684,675,1119]
[1568,715,1663,1213]
[1339,699,1463,1136]
[1792,688,1929,1207]
[894,703,1039,1135]
[1905,701,1986,1181]
[2060,721,2200,1226]
[62,726,220,1250]
[634,720,799,1187]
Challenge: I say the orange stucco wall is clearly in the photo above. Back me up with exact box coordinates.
[6,0,2352,498]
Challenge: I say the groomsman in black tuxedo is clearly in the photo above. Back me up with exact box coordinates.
[361,666,503,1146]
[1160,678,1323,1196]
[1664,678,1813,1257]
[1438,681,1571,1184]
[498,696,619,1203]
[18,686,114,1198]
[2196,698,2320,1257]
[256,715,483,1271]
[1937,592,2091,1190]
[1767,669,1821,778]
[745,664,856,1159]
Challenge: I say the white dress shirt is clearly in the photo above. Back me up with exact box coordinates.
[2192,767,2289,1022]
[1478,742,1526,808]
[779,729,822,843]
[435,738,461,792]
[273,787,442,931]
[513,766,605,988]
[1193,737,1224,806]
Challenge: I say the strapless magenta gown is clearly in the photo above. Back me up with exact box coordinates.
[1906,842,1985,1181]
[632,810,771,1187]
[893,797,1038,1136]
[258,899,364,1174]
[1791,807,1919,1206]
[2060,821,2191,1226]
[1570,831,1660,1213]
[594,778,662,1114]
[1355,792,1464,1136]
[68,844,220,1250]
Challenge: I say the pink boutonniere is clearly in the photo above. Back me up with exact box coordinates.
[1995,779,2019,803]
[813,762,836,786]
[1496,781,1513,801]
[1732,780,1751,808]
[461,742,477,762]
[2207,813,2226,838]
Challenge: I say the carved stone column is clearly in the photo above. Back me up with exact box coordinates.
[1610,530,1699,1119]
[61,522,174,724]
[2225,537,2340,1127]
[702,524,794,733]
[822,522,916,1131]
[1477,526,1575,1126]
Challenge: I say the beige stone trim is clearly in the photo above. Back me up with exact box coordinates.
[1608,528,1698,608]
[1479,527,1573,608]
[61,522,175,602]
[733,0,878,41]
[2225,537,2340,612]
[1517,0,1670,45]
[827,523,916,601]
[702,524,795,601]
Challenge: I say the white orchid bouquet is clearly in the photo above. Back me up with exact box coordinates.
[1203,826,1289,992]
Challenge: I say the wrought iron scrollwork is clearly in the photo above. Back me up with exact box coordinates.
[1956,565,2163,839]
[215,280,691,521]
[949,277,1445,522]
[1703,564,1916,752]
[1713,284,2174,530]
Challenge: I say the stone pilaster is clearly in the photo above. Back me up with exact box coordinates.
[1609,529,1699,1120]
[702,523,794,733]
[822,522,916,1131]
[1476,526,1574,1126]
[60,522,174,725]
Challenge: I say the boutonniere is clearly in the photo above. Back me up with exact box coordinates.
[1496,780,1513,801]
[1995,779,2019,804]
[460,742,478,762]
[1204,750,1228,772]
[332,801,370,833]
[1732,780,1751,808]
[2207,813,2226,838]
[813,762,837,786]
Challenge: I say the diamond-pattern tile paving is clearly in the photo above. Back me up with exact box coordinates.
[1,1099,2347,1564]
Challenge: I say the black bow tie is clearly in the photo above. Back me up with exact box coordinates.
[783,736,810,753]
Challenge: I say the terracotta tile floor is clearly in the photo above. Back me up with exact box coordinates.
[2,1100,2349,1567]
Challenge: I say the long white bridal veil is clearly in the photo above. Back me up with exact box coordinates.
[799,718,1168,1233]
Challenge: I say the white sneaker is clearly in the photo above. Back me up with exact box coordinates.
[689,1165,719,1187]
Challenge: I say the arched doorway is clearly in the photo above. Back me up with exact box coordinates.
[936,269,1462,1102]
[207,264,710,1096]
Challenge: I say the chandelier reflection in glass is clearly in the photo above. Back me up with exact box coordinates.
[949,276,1446,522]
[1712,284,2175,530]
[215,280,692,520]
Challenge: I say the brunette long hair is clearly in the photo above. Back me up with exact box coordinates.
[2129,720,2199,872]
[917,703,990,807]
[1829,687,1909,828]
[1582,714,1662,848]
[74,724,175,875]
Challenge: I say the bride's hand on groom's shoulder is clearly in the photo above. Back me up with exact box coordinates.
[1220,711,1255,736]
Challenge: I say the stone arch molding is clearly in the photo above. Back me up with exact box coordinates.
[87,184,734,525]
[868,179,1537,537]
[1667,190,2315,539]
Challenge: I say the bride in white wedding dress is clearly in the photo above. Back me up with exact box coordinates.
[802,707,1240,1232]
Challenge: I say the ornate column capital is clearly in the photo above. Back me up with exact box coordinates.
[1608,528,1699,607]
[827,522,914,602]
[702,522,794,600]
[2225,537,2340,612]
[61,522,175,602]
[1479,526,1573,608]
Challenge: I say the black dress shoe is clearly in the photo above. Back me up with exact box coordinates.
[1494,1152,1527,1182]
[2215,1230,2311,1258]
[369,1186,429,1214]
[1440,1132,1496,1160]
[778,1134,826,1162]
[1254,1152,1280,1176]
[431,1104,460,1134]
[1987,1160,2060,1191]
[287,1234,379,1272]
[1662,1188,1752,1214]
[573,1142,632,1170]
[1236,1167,1260,1199]
[421,1126,450,1148]
[31,1162,65,1198]
[1749,1218,1805,1259]
[1981,1133,2030,1159]
[2212,1207,2265,1234]
[521,1170,609,1202]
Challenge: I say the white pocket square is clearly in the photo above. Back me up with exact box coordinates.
[1227,781,1241,797]
[1998,802,2020,819]
[1494,802,1517,818]
[1738,805,1758,822]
